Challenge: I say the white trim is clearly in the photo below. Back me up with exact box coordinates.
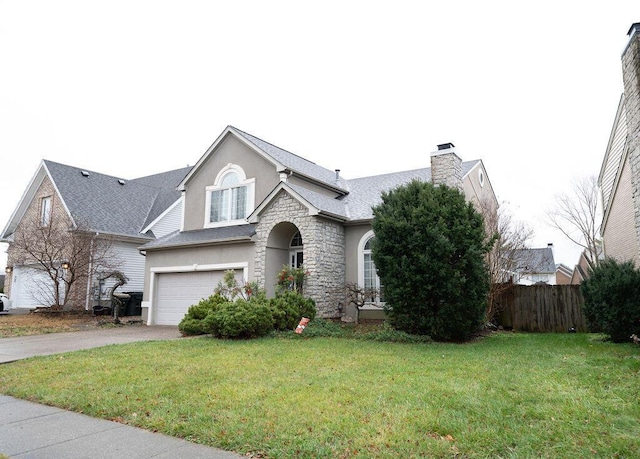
[204,164,255,228]
[248,183,320,223]
[178,126,283,191]
[147,262,249,325]
[357,230,375,287]
[141,197,183,235]
[357,230,384,307]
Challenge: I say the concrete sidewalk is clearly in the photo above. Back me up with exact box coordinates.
[0,326,244,458]
[0,395,243,458]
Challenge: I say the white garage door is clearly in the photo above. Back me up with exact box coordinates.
[11,266,64,309]
[155,270,231,325]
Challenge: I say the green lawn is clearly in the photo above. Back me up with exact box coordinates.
[1,331,638,458]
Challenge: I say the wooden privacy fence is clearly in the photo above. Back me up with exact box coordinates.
[496,284,587,332]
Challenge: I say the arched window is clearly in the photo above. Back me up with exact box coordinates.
[358,231,384,304]
[205,165,255,227]
[290,231,303,268]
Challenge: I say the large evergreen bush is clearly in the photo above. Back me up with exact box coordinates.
[581,258,640,342]
[269,290,316,330]
[371,180,491,341]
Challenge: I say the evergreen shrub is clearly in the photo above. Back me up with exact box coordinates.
[581,258,640,342]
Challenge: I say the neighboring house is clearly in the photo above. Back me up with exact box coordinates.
[555,264,573,285]
[139,126,498,325]
[599,22,640,266]
[510,245,556,285]
[569,250,592,285]
[1,160,191,309]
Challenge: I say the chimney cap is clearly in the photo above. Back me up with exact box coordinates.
[437,142,455,150]
[627,22,640,36]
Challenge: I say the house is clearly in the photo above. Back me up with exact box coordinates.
[139,126,498,325]
[598,22,640,266]
[569,251,590,285]
[555,263,573,285]
[509,244,556,285]
[1,160,191,309]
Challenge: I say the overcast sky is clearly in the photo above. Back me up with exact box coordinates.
[1,1,639,272]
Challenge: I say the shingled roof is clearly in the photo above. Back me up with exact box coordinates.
[44,160,191,239]
[230,126,349,193]
[511,246,556,274]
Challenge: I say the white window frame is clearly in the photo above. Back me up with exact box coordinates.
[357,230,384,307]
[204,164,255,228]
[289,231,303,268]
[40,196,52,227]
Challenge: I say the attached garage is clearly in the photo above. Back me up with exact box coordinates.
[11,266,63,309]
[152,267,245,325]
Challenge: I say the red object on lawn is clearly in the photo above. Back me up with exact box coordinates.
[295,317,310,334]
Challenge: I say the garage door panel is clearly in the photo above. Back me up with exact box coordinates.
[155,270,237,325]
[12,266,64,308]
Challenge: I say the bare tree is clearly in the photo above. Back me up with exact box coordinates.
[342,282,381,324]
[481,199,533,322]
[546,175,601,269]
[9,215,119,310]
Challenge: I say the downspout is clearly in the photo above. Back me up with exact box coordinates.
[84,236,95,311]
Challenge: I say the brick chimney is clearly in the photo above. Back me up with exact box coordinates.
[622,23,640,253]
[430,142,463,191]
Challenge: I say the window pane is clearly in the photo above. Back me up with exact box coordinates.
[41,197,51,226]
[220,189,230,221]
[290,231,303,248]
[232,186,247,219]
[210,189,230,222]
[220,172,240,187]
[210,190,222,222]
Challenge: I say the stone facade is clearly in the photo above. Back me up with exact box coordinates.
[623,25,640,260]
[431,149,463,191]
[254,190,345,317]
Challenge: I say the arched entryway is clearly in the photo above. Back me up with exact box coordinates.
[265,222,303,297]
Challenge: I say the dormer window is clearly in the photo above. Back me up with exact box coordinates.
[205,165,255,227]
[40,196,52,226]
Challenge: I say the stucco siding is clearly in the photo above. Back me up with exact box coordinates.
[602,155,640,265]
[182,134,280,231]
[344,224,373,284]
[143,242,256,302]
[463,162,497,211]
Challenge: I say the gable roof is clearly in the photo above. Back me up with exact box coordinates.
[1,160,191,241]
[179,126,349,195]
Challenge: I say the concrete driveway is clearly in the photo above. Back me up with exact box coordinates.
[0,325,182,364]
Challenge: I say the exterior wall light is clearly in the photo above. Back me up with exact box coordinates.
[5,266,12,274]
[61,262,70,270]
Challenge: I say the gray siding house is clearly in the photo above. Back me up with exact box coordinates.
[140,126,497,325]
[1,161,191,310]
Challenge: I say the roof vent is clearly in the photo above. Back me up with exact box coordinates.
[81,170,90,177]
[335,169,341,180]
[118,179,126,185]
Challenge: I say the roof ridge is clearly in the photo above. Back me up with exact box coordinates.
[43,159,127,181]
[230,126,320,167]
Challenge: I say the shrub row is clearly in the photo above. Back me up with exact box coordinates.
[178,291,316,339]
